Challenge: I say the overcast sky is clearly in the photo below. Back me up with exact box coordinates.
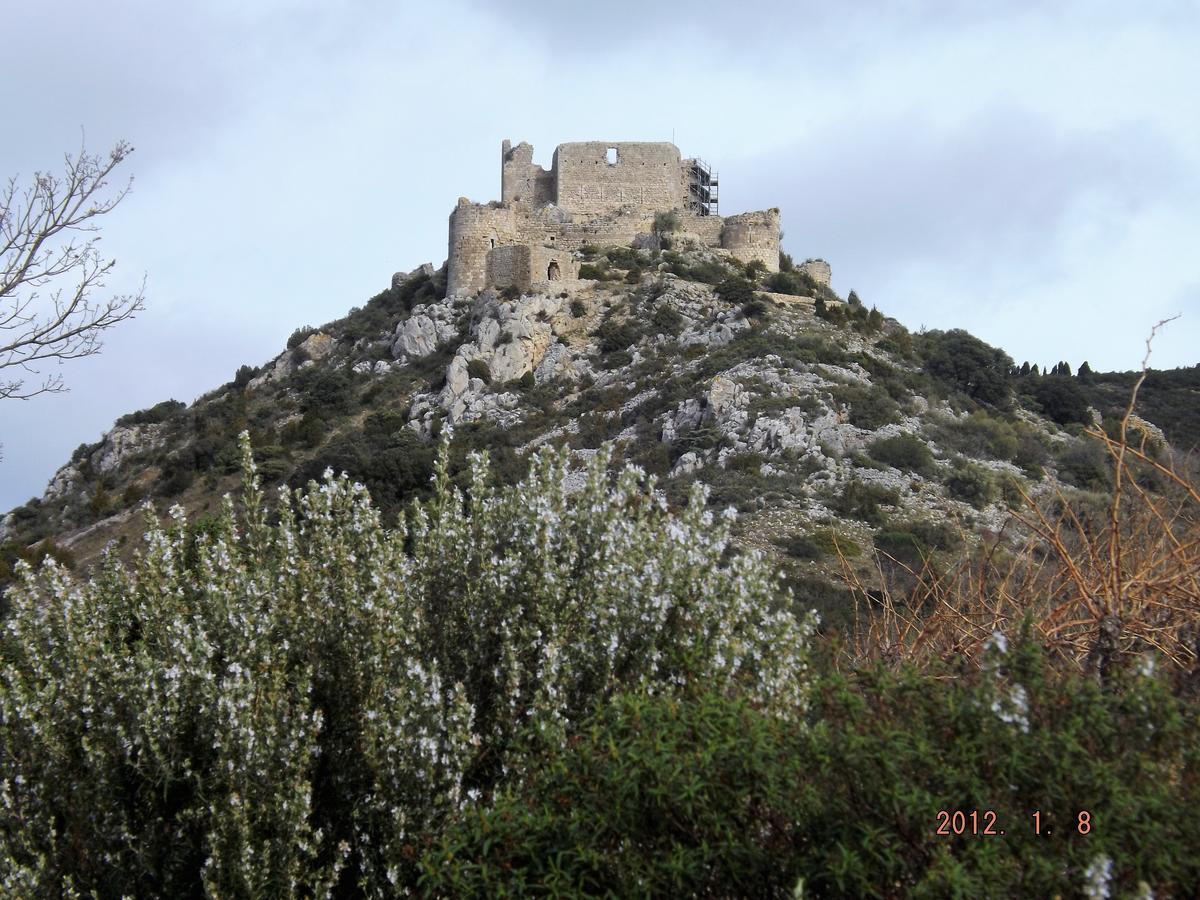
[2,0,1197,510]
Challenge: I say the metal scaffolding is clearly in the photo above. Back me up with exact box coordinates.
[686,158,718,216]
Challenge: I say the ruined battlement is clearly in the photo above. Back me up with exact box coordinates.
[448,139,782,296]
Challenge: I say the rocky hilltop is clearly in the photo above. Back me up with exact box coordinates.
[3,242,1196,623]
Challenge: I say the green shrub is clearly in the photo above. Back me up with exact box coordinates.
[765,269,820,296]
[933,410,1020,460]
[569,298,587,317]
[578,262,609,280]
[114,399,186,428]
[1057,438,1112,491]
[832,381,900,430]
[714,275,757,306]
[945,461,999,508]
[596,317,639,353]
[499,284,521,300]
[918,329,1014,406]
[0,438,812,895]
[1031,375,1092,426]
[830,479,900,525]
[232,365,258,389]
[423,636,1200,898]
[466,358,491,384]
[686,259,731,285]
[868,432,937,476]
[652,210,680,234]
[740,297,768,319]
[289,326,320,349]
[649,302,684,334]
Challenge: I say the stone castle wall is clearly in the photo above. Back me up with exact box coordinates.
[552,142,686,217]
[720,209,782,270]
[447,139,783,296]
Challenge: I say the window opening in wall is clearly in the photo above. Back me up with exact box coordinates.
[490,237,496,248]
[606,147,618,166]
[547,261,561,281]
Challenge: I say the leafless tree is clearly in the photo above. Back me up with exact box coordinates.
[1,140,145,401]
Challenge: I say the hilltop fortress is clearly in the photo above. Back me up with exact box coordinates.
[447,140,783,296]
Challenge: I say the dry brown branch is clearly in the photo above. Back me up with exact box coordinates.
[835,322,1199,678]
[1,137,144,401]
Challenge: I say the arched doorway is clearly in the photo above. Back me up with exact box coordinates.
[547,261,561,281]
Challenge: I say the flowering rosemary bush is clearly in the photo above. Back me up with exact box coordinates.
[0,435,812,896]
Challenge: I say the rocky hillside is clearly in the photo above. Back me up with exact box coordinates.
[2,243,1192,625]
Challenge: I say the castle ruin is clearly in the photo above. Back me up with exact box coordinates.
[447,140,782,296]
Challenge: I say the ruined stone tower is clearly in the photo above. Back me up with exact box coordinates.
[447,140,781,296]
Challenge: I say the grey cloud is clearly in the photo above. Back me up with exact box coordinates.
[730,109,1187,291]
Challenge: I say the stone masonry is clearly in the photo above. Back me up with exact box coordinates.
[447,140,782,296]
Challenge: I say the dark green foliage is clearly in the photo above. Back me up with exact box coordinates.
[287,326,316,349]
[868,432,936,476]
[831,381,900,430]
[779,250,795,272]
[740,297,768,319]
[1029,375,1091,426]
[766,269,820,296]
[779,533,825,560]
[743,258,768,280]
[290,411,435,521]
[280,409,325,449]
[1076,365,1200,450]
[424,637,1200,897]
[466,358,491,384]
[875,518,960,566]
[932,410,1020,460]
[918,329,1015,406]
[569,298,587,317]
[499,284,521,300]
[294,366,357,419]
[652,210,680,233]
[945,461,999,508]
[714,275,757,306]
[595,317,640,354]
[114,399,186,428]
[831,479,900,525]
[649,302,683,334]
[684,259,732,285]
[232,365,258,389]
[578,262,611,281]
[1057,438,1111,491]
[422,690,808,896]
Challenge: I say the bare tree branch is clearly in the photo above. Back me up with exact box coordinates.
[1,138,145,401]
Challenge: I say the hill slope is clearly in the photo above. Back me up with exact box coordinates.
[2,244,1193,624]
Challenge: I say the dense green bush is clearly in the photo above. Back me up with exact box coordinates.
[931,410,1020,460]
[114,399,186,428]
[465,358,491,384]
[831,381,900,430]
[765,269,820,296]
[595,316,640,353]
[830,478,900,525]
[868,432,937,476]
[918,329,1014,406]
[290,410,434,520]
[715,275,757,306]
[0,438,812,895]
[1057,438,1112,491]
[425,633,1200,897]
[1030,375,1092,426]
[652,210,680,234]
[945,460,1000,508]
[287,325,316,349]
